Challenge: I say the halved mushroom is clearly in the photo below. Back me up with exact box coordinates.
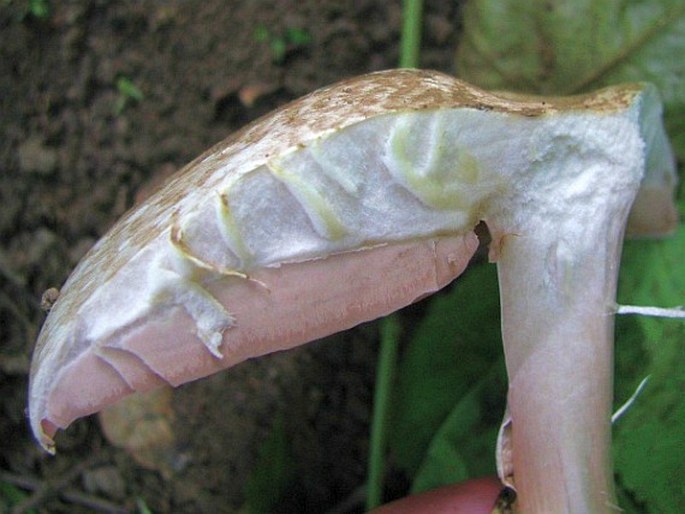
[29,69,677,513]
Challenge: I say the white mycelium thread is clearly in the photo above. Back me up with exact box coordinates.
[616,304,685,318]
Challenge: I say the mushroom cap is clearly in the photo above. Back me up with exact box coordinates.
[29,69,677,452]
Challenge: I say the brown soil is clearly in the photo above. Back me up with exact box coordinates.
[0,1,461,512]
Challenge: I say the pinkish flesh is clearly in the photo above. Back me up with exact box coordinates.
[41,233,478,441]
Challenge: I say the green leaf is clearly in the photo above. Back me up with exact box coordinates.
[242,416,296,514]
[28,0,49,19]
[389,263,505,475]
[613,223,685,512]
[136,497,155,514]
[116,77,144,102]
[285,27,312,46]
[269,39,287,64]
[456,0,685,158]
[114,77,144,115]
[0,481,37,514]
[411,361,505,494]
[253,24,270,43]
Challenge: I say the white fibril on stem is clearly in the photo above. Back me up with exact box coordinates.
[28,70,678,514]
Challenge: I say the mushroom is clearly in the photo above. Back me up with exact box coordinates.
[29,69,678,513]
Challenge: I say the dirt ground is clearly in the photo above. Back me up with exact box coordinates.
[0,1,463,512]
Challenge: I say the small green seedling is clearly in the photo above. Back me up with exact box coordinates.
[5,0,50,20]
[0,480,38,514]
[253,24,312,64]
[135,497,154,514]
[114,76,144,115]
[27,0,48,18]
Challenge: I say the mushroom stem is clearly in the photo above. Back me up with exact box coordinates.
[493,192,635,513]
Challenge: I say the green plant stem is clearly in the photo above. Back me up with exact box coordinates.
[366,314,401,511]
[399,0,423,68]
[365,3,424,509]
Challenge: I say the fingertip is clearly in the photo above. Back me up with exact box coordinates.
[370,477,502,514]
